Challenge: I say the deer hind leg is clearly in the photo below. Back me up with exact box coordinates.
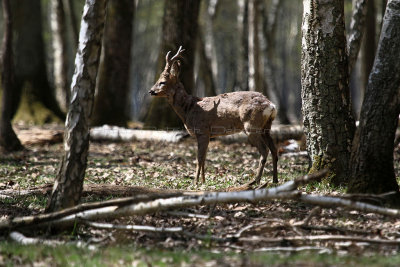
[195,134,209,184]
[247,133,269,185]
[263,131,278,183]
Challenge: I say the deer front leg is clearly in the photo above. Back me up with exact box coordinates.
[195,134,210,184]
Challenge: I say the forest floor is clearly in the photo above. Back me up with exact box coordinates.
[1,123,400,266]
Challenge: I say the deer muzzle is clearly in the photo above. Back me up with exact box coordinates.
[148,89,158,96]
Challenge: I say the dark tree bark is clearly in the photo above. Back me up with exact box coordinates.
[91,0,134,127]
[301,0,356,185]
[51,0,70,113]
[11,0,65,121]
[360,0,376,92]
[348,0,400,194]
[144,0,201,128]
[0,0,23,152]
[46,0,107,212]
[197,31,217,96]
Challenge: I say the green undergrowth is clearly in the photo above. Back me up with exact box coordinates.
[1,242,400,267]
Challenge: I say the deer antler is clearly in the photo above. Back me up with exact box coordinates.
[171,46,185,61]
[164,46,185,71]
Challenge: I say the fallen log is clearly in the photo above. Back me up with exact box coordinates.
[3,169,400,233]
[90,124,305,143]
[90,125,187,143]
[0,184,184,198]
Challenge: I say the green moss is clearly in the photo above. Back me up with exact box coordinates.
[13,88,63,125]
[308,154,336,184]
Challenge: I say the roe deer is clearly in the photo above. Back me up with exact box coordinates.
[149,46,278,185]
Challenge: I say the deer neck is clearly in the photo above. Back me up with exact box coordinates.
[168,82,197,123]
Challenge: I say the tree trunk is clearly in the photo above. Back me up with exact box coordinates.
[348,0,400,194]
[301,0,355,185]
[91,0,134,127]
[347,0,369,75]
[46,0,107,212]
[144,0,201,129]
[248,0,263,93]
[237,0,249,91]
[260,0,290,123]
[51,0,70,113]
[0,0,23,152]
[11,0,65,121]
[63,0,79,45]
[360,0,376,92]
[203,0,219,92]
[197,31,217,97]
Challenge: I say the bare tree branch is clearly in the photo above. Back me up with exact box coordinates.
[81,221,183,233]
[10,231,65,246]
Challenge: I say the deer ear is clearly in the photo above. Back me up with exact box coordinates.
[170,60,181,78]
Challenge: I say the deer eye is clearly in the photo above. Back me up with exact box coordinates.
[159,82,166,86]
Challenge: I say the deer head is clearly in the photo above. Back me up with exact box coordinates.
[149,46,185,97]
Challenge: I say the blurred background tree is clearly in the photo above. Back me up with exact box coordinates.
[0,0,389,128]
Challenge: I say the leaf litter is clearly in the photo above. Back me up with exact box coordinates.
[1,124,400,260]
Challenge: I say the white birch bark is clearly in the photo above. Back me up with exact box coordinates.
[248,0,263,93]
[47,0,108,212]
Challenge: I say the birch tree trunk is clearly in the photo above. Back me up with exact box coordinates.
[348,0,400,194]
[91,0,134,127]
[0,0,23,152]
[301,0,355,185]
[237,0,249,91]
[46,0,107,212]
[248,0,263,93]
[51,0,70,113]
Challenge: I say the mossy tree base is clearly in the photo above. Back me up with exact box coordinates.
[12,88,63,125]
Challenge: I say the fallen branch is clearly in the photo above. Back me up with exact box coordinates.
[166,211,210,219]
[253,246,332,253]
[0,192,183,231]
[300,206,321,226]
[226,244,332,253]
[9,231,65,246]
[3,169,400,235]
[299,194,400,217]
[0,184,184,198]
[42,189,300,229]
[299,224,372,235]
[240,235,400,245]
[82,221,183,233]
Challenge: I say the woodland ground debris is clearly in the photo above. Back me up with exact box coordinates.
[0,124,400,257]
